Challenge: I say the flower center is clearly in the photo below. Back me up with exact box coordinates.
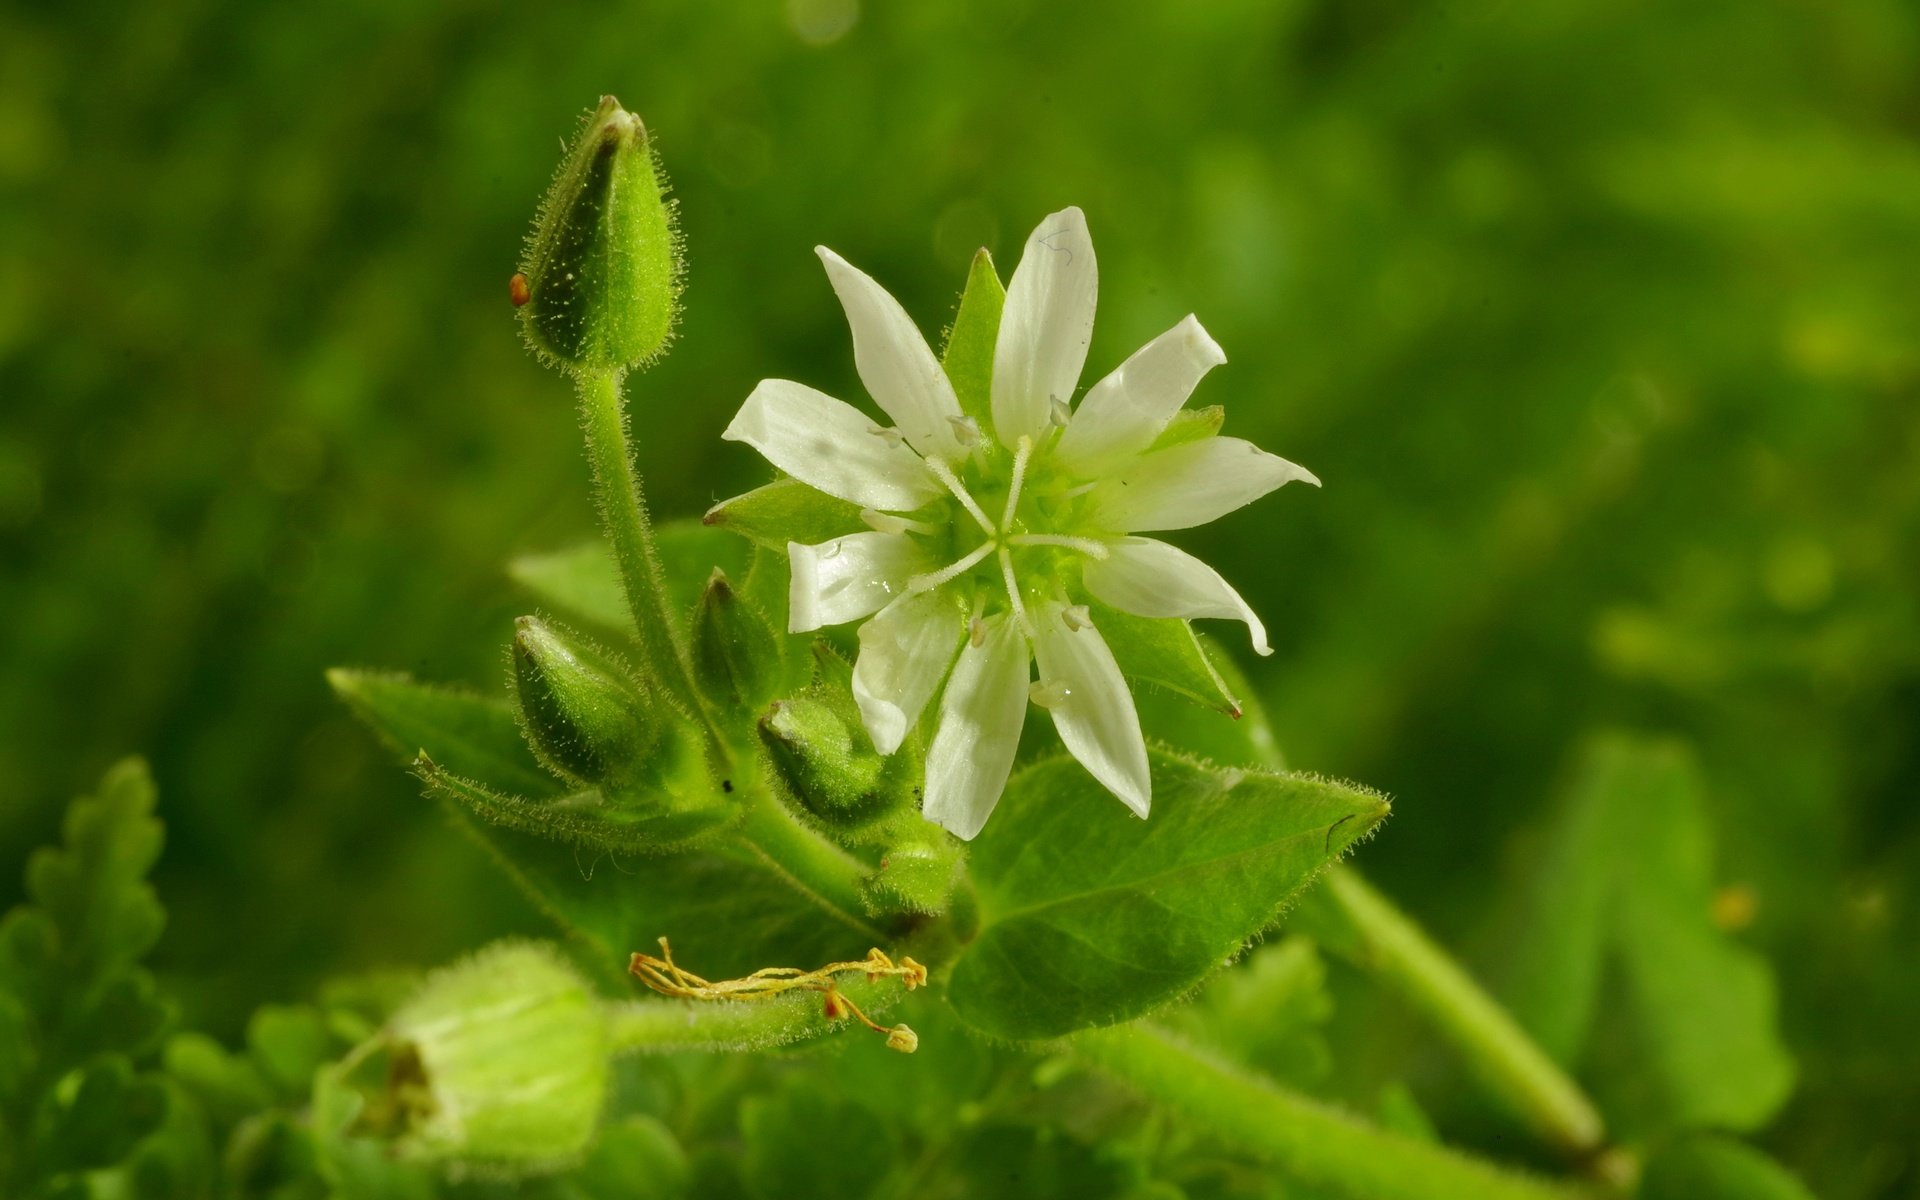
[902,435,1106,636]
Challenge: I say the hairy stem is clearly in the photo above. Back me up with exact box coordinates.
[606,974,903,1054]
[1312,866,1609,1162]
[1076,1023,1603,1200]
[575,368,707,725]
[732,779,883,942]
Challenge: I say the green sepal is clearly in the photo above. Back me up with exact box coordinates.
[946,750,1387,1041]
[417,756,734,857]
[941,247,1005,431]
[703,478,867,552]
[518,96,680,376]
[859,833,965,918]
[692,569,785,713]
[1089,602,1240,716]
[1148,404,1225,451]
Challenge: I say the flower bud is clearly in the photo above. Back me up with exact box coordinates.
[758,695,886,819]
[518,96,680,376]
[511,616,658,788]
[692,569,782,712]
[386,941,609,1173]
[884,1024,919,1054]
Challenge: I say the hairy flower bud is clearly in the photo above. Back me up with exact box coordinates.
[692,569,783,712]
[386,941,609,1173]
[518,95,680,375]
[511,616,658,788]
[758,695,889,819]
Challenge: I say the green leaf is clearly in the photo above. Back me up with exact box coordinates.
[327,669,557,798]
[702,479,866,553]
[1167,936,1333,1088]
[1091,603,1239,717]
[1501,734,1795,1133]
[740,1078,894,1200]
[1639,1134,1817,1200]
[940,247,1005,429]
[947,751,1388,1040]
[19,758,166,993]
[510,542,635,635]
[512,522,752,636]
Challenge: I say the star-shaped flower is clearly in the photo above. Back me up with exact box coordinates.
[719,208,1317,838]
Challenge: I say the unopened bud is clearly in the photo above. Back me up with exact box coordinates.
[386,941,609,1172]
[885,1025,919,1054]
[511,616,657,787]
[758,695,885,818]
[692,570,782,712]
[518,96,680,375]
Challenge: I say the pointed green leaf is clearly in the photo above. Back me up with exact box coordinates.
[1090,603,1239,716]
[947,751,1387,1040]
[941,247,1005,429]
[703,479,867,553]
[327,669,556,798]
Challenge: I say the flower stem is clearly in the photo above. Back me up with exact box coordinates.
[605,974,903,1055]
[1075,1023,1603,1200]
[1310,867,1609,1162]
[732,779,883,942]
[574,368,708,726]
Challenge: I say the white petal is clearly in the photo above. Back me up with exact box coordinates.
[1030,601,1151,818]
[1082,537,1272,656]
[1053,315,1226,476]
[922,613,1031,840]
[1084,436,1319,533]
[852,591,965,755]
[991,207,1098,448]
[817,248,968,462]
[724,379,943,511]
[786,532,929,634]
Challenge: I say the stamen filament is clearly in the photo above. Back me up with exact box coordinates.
[1006,533,1112,560]
[907,540,997,594]
[1001,435,1033,531]
[926,457,997,535]
[999,545,1032,637]
[861,508,939,537]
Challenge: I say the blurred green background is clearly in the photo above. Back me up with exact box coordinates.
[2,0,1916,1195]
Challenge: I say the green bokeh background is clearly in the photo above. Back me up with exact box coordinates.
[2,1,1915,1195]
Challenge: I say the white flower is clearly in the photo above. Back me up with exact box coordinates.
[722,208,1318,839]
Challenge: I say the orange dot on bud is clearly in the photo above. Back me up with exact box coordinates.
[823,990,850,1021]
[509,272,531,307]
